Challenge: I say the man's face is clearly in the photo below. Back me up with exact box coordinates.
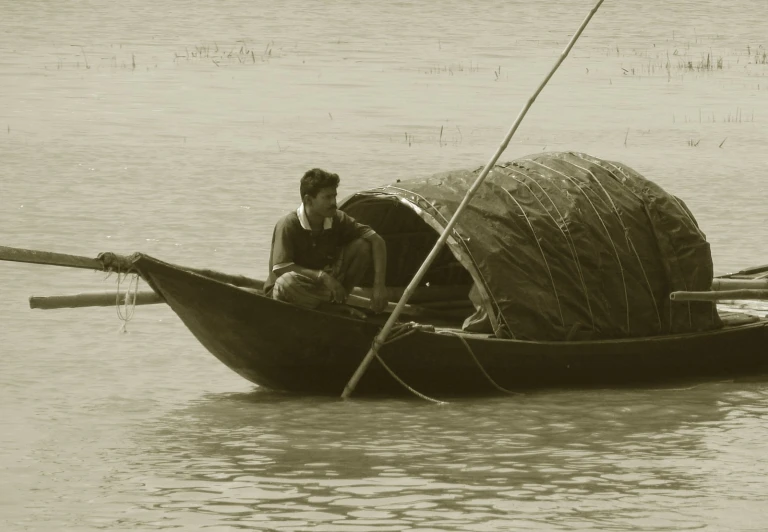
[307,187,337,218]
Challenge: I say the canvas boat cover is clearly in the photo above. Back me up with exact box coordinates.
[343,151,720,340]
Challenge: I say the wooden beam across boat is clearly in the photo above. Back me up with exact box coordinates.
[670,279,768,302]
[711,279,768,290]
[670,289,768,302]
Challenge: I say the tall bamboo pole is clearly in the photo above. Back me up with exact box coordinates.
[341,0,607,398]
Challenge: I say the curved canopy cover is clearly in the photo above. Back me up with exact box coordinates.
[347,151,720,340]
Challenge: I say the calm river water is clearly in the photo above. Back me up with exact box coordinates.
[1,0,767,530]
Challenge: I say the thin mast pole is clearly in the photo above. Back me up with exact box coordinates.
[341,0,606,399]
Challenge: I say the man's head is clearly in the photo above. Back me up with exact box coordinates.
[300,168,339,218]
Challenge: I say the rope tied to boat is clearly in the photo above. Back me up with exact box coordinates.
[368,324,523,401]
[366,321,446,404]
[382,321,435,344]
[438,330,523,395]
[97,252,142,333]
[115,272,140,333]
[97,251,141,274]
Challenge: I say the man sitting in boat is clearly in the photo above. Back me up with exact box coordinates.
[263,168,388,313]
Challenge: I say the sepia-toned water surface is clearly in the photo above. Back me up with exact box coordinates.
[1,0,767,530]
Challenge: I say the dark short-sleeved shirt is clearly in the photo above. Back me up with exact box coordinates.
[263,205,375,295]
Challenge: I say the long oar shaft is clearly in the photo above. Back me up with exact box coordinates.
[0,245,267,290]
[0,245,104,270]
[28,289,439,320]
[341,0,607,399]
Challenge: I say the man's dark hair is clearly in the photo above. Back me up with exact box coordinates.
[300,168,340,200]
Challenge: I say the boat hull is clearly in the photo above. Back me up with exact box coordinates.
[135,256,768,396]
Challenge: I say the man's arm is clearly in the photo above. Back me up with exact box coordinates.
[365,232,388,312]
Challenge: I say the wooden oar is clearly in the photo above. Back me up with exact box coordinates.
[30,291,164,309]
[0,245,266,290]
[28,289,424,310]
[28,287,448,320]
[0,245,104,270]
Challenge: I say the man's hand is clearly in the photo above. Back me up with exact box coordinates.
[319,272,347,304]
[370,284,388,313]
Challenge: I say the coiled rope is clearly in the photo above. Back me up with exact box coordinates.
[115,272,140,333]
[99,253,142,333]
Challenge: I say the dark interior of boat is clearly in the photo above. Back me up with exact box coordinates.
[342,196,478,329]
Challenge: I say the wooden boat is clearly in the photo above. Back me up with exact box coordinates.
[131,253,768,396]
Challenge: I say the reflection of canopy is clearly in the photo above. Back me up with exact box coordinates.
[341,151,721,340]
